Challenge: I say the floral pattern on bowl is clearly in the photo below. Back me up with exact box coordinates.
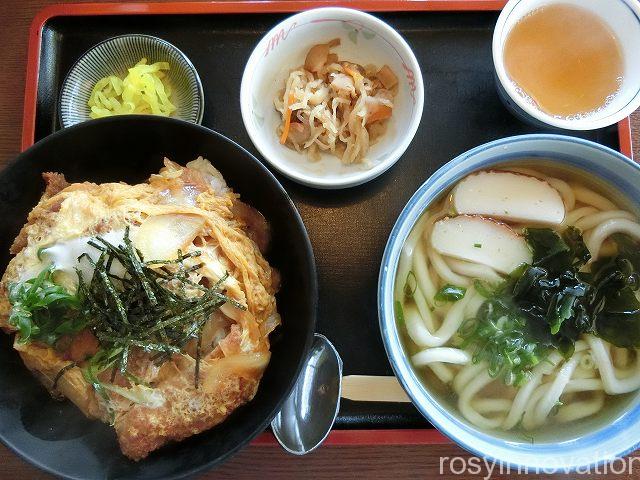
[241,7,424,189]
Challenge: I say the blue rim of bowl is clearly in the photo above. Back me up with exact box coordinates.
[58,34,204,128]
[378,134,640,473]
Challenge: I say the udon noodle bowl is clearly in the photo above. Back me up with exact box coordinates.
[395,161,640,440]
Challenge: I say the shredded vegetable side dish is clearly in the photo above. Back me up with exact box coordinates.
[275,39,398,164]
[88,58,177,119]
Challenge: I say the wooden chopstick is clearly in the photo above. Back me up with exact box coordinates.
[341,375,411,403]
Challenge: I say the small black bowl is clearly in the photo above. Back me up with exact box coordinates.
[0,116,317,479]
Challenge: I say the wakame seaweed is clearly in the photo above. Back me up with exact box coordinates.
[461,228,640,386]
[587,244,640,348]
[513,227,592,341]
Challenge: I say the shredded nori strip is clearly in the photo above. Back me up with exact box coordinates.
[53,362,77,391]
[75,228,241,389]
[122,226,158,306]
[195,330,203,390]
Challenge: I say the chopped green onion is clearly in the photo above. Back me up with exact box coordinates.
[434,284,466,303]
[394,301,405,327]
[404,271,417,298]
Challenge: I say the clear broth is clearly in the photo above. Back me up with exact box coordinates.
[504,4,624,118]
[398,160,640,443]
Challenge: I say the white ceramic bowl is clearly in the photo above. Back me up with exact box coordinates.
[240,7,424,189]
[379,134,640,471]
[493,0,640,130]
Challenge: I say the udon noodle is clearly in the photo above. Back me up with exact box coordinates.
[396,164,640,434]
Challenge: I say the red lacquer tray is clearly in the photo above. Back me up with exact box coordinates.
[20,0,634,448]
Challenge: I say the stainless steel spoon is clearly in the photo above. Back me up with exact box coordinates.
[271,333,343,455]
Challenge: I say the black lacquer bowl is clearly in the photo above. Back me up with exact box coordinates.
[0,116,317,480]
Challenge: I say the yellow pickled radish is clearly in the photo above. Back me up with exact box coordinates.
[87,58,176,119]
